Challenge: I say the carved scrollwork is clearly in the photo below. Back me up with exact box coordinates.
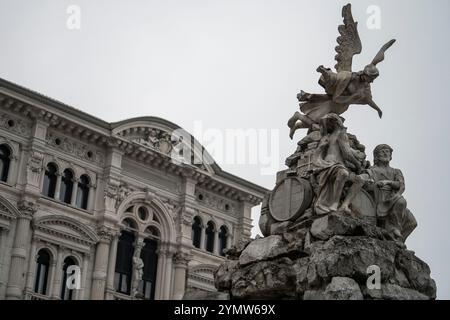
[96,226,117,242]
[0,112,32,137]
[173,252,192,267]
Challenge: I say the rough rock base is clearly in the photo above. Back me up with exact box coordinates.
[215,213,436,300]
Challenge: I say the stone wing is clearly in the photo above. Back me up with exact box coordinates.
[334,4,362,72]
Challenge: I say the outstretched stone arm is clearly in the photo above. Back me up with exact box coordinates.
[367,98,383,118]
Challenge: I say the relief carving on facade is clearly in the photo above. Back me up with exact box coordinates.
[104,181,135,210]
[173,252,192,267]
[17,200,38,219]
[96,226,117,242]
[46,131,105,165]
[194,189,236,215]
[0,112,32,137]
[26,150,44,186]
[125,128,183,156]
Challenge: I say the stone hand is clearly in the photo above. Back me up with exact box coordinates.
[376,180,393,191]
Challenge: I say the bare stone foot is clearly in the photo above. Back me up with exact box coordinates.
[289,126,298,140]
[287,111,300,129]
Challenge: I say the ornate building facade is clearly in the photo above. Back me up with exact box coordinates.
[0,78,266,300]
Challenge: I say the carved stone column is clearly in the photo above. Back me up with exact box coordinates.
[51,246,64,299]
[200,225,206,250]
[213,229,219,255]
[80,253,90,300]
[71,178,79,207]
[172,252,191,300]
[46,254,57,299]
[87,182,96,212]
[90,226,113,300]
[54,173,62,201]
[105,231,119,299]
[5,200,37,300]
[24,238,38,293]
[163,249,174,300]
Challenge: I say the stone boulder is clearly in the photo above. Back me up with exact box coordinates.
[214,211,436,300]
[231,257,297,299]
[239,235,287,266]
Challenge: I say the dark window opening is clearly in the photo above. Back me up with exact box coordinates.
[0,144,11,183]
[219,226,228,256]
[59,169,74,204]
[114,230,135,295]
[140,237,158,300]
[42,163,57,198]
[34,249,51,295]
[205,221,215,253]
[75,175,90,210]
[60,257,77,300]
[191,216,202,249]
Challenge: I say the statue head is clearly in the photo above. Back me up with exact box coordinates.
[320,113,345,135]
[373,144,393,165]
[362,64,379,83]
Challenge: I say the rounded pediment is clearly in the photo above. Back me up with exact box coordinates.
[111,117,215,173]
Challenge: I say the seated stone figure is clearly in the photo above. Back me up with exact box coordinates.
[365,144,417,242]
[310,114,366,215]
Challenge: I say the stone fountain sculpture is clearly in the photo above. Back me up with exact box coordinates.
[214,4,436,300]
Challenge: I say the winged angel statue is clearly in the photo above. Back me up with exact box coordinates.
[288,4,395,139]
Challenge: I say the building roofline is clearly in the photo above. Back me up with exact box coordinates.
[0,76,269,197]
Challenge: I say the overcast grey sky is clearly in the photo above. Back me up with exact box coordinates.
[0,0,449,299]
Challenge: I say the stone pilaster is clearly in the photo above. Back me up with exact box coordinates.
[105,231,119,299]
[90,226,114,300]
[171,252,191,300]
[5,200,37,300]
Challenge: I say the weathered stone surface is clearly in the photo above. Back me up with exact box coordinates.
[223,238,253,260]
[309,236,398,283]
[239,235,287,266]
[395,249,437,299]
[231,257,297,299]
[303,290,326,300]
[270,221,292,235]
[363,284,429,300]
[183,288,230,300]
[214,260,239,291]
[323,277,363,300]
[310,213,391,241]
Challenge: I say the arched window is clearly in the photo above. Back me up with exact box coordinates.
[34,249,51,295]
[75,175,90,210]
[191,216,202,249]
[140,227,159,300]
[205,221,215,253]
[60,257,77,300]
[122,218,138,231]
[219,226,228,257]
[42,163,57,198]
[0,144,11,182]
[114,230,135,295]
[59,169,74,204]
